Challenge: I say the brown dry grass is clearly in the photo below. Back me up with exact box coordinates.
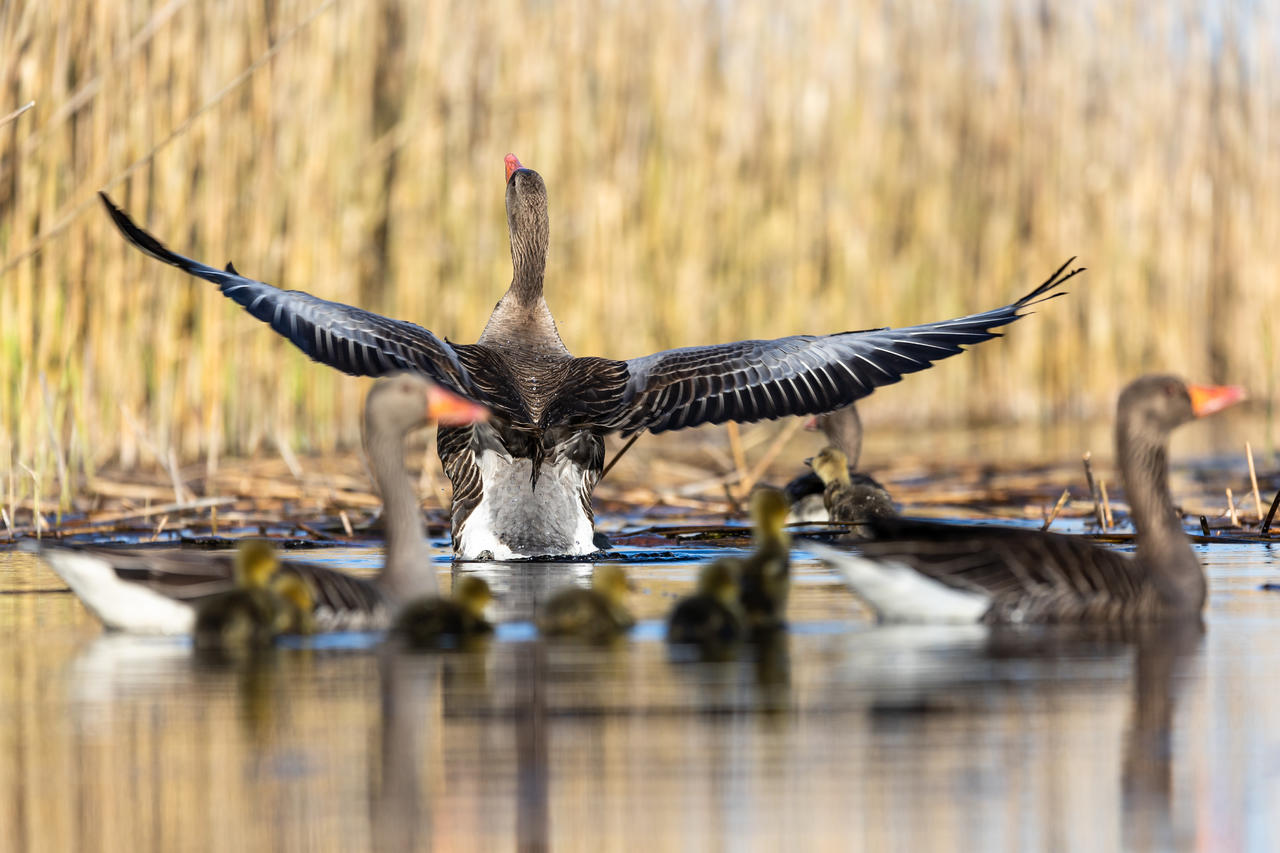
[2,0,1278,511]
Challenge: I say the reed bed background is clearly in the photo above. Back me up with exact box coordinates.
[2,0,1278,506]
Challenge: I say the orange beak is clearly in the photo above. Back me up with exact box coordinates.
[504,153,523,183]
[1187,383,1246,417]
[425,384,490,427]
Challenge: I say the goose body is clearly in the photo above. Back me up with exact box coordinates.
[808,376,1245,624]
[26,374,489,635]
[100,157,1081,560]
[27,542,387,634]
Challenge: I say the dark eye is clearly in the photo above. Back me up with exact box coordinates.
[1164,383,1179,396]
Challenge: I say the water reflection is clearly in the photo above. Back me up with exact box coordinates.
[0,546,1276,849]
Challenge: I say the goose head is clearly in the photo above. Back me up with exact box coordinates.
[749,487,791,543]
[504,153,549,298]
[698,559,741,607]
[233,540,279,589]
[591,564,633,606]
[805,405,863,465]
[1118,375,1244,441]
[365,372,489,438]
[811,446,853,487]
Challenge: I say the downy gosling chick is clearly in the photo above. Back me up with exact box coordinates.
[537,564,635,643]
[194,541,293,649]
[270,572,316,636]
[667,559,746,648]
[737,488,793,631]
[392,575,496,650]
[810,445,895,536]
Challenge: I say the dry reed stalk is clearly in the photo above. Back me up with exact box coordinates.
[1227,488,1240,526]
[275,431,305,480]
[150,514,170,542]
[1081,452,1104,529]
[339,510,354,537]
[1041,488,1072,532]
[739,419,808,496]
[1,507,11,542]
[2,0,1279,472]
[726,423,749,497]
[1247,442,1263,521]
[0,101,34,127]
[1099,479,1114,530]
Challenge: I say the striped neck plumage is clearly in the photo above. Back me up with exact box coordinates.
[366,419,436,601]
[1116,416,1204,611]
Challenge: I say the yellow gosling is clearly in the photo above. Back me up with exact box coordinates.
[667,559,745,648]
[392,575,496,650]
[537,565,635,643]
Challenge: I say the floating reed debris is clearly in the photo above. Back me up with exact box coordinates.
[1041,488,1071,532]
[1246,443,1263,522]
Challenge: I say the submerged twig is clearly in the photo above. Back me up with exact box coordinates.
[1041,488,1071,532]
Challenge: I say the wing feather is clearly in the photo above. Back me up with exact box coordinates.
[614,259,1082,434]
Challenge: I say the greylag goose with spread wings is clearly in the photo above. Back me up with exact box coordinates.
[99,155,1081,559]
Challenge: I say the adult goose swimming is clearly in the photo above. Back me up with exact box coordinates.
[24,373,489,634]
[807,375,1244,624]
[99,155,1082,560]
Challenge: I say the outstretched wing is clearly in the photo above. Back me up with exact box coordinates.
[612,259,1083,434]
[99,193,479,397]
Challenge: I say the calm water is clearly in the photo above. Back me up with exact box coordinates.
[3,531,1280,851]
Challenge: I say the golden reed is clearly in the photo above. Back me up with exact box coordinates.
[1,0,1275,503]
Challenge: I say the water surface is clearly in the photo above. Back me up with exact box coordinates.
[3,535,1280,851]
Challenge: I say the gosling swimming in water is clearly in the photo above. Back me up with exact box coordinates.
[392,575,496,650]
[667,559,746,649]
[537,564,635,643]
